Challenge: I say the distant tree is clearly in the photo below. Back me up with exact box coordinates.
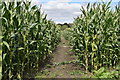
[63,23,68,25]
[63,23,71,28]
[57,23,73,30]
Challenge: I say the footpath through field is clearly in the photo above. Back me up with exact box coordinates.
[35,37,83,78]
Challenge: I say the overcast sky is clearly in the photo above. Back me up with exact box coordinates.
[31,0,119,23]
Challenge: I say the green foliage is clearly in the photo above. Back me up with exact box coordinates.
[65,1,120,73]
[61,25,68,30]
[68,70,83,75]
[91,67,119,79]
[63,28,73,41]
[1,1,60,79]
[57,23,73,30]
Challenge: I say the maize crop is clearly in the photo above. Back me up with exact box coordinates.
[68,1,120,73]
[1,1,60,79]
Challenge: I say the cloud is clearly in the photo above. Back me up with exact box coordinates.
[41,0,85,23]
[31,0,118,23]
[31,0,40,6]
[71,0,119,2]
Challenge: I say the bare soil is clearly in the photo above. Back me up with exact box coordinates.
[35,37,84,78]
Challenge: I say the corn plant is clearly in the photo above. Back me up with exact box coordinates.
[68,1,120,73]
[63,28,73,40]
[1,1,60,79]
[91,67,119,79]
[0,1,2,79]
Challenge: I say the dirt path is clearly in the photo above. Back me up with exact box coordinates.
[35,37,83,78]
[47,37,75,78]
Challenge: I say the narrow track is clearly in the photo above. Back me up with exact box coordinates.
[35,37,83,78]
